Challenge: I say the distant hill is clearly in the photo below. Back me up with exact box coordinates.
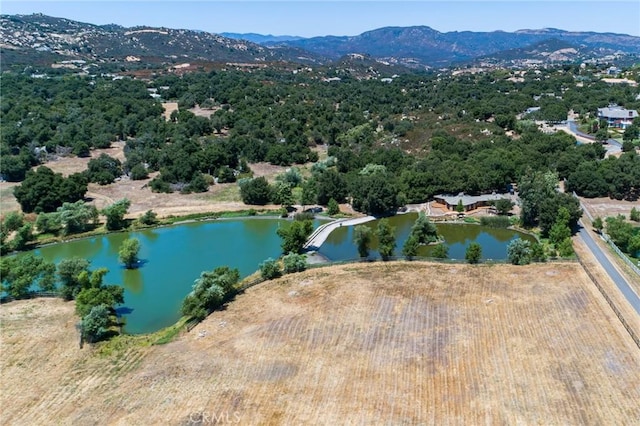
[0,13,322,67]
[221,32,305,44]
[268,25,640,68]
[2,14,639,70]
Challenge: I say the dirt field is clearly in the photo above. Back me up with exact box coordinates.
[0,142,294,218]
[1,262,639,425]
[579,196,639,221]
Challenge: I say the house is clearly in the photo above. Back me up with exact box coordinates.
[434,192,512,212]
[597,105,639,129]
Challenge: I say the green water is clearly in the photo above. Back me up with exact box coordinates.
[34,218,315,334]
[318,213,536,261]
[29,214,534,335]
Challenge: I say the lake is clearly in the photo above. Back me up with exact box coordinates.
[32,214,534,334]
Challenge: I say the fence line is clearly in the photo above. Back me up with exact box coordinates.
[572,191,640,277]
[576,254,640,350]
[0,291,61,304]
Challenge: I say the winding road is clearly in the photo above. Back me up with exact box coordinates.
[577,221,640,315]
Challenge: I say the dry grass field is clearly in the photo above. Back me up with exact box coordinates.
[1,262,639,425]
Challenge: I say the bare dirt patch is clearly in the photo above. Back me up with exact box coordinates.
[579,196,639,220]
[2,262,638,424]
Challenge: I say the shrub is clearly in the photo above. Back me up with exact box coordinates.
[260,258,282,280]
[283,252,307,274]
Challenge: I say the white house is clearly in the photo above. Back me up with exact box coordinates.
[597,105,638,129]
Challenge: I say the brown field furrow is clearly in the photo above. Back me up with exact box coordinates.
[2,262,640,424]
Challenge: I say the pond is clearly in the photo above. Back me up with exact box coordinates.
[318,213,536,261]
[34,218,323,334]
[30,214,535,335]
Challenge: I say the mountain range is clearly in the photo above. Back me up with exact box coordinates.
[2,13,639,70]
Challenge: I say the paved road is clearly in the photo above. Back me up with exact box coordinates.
[577,222,640,315]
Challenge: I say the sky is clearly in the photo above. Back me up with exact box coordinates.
[2,1,639,38]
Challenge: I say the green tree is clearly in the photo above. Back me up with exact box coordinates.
[57,201,99,235]
[409,212,438,244]
[456,199,465,213]
[87,153,122,185]
[592,216,604,233]
[0,254,56,299]
[11,223,34,251]
[180,266,240,321]
[494,198,514,215]
[74,268,124,317]
[630,207,640,222]
[102,198,131,231]
[13,166,87,213]
[402,234,419,260]
[81,305,112,343]
[506,238,532,265]
[605,215,635,252]
[530,242,547,262]
[239,177,271,205]
[259,258,282,280]
[276,220,313,254]
[354,225,372,258]
[283,252,307,274]
[327,198,340,215]
[465,242,482,264]
[35,211,62,235]
[557,238,574,257]
[432,243,449,259]
[137,210,158,226]
[119,238,141,269]
[376,218,396,261]
[2,212,24,232]
[57,257,91,300]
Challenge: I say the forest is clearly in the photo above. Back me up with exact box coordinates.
[2,64,639,218]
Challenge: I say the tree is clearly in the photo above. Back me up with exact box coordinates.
[0,254,56,299]
[56,200,99,235]
[376,218,396,260]
[102,198,131,231]
[494,198,514,215]
[13,166,87,213]
[119,238,141,269]
[239,177,271,205]
[432,243,449,259]
[283,252,307,274]
[181,267,240,321]
[456,199,465,213]
[276,220,313,254]
[138,210,158,226]
[605,215,635,252]
[74,268,124,317]
[351,172,401,216]
[354,225,372,258]
[81,305,112,343]
[592,216,604,233]
[402,234,419,260]
[409,212,438,244]
[327,198,340,215]
[57,257,91,300]
[259,258,282,280]
[315,169,347,205]
[465,242,482,264]
[630,207,640,222]
[507,238,532,265]
[87,153,122,185]
[530,242,547,262]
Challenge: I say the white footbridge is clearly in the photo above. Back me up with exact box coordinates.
[303,216,376,251]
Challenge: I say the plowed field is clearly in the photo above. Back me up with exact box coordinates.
[1,262,639,425]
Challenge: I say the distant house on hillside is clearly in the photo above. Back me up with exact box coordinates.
[434,192,512,212]
[597,105,638,129]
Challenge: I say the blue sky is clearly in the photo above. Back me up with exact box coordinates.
[2,1,639,37]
